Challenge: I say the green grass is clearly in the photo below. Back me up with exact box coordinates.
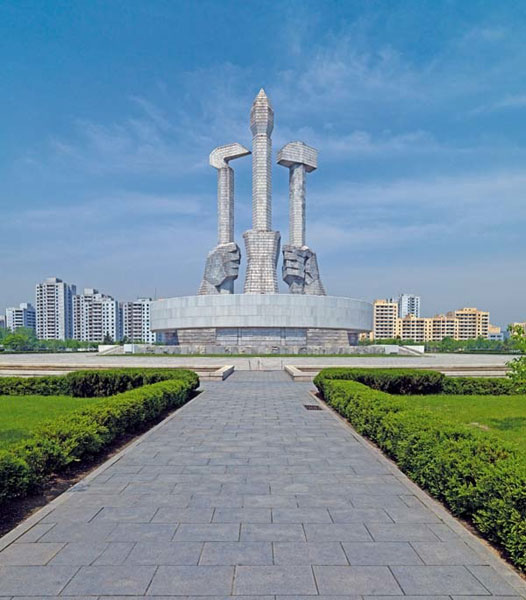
[0,394,101,450]
[410,393,526,452]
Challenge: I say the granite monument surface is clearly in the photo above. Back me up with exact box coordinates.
[152,89,372,352]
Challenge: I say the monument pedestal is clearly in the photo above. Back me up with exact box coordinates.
[151,294,372,351]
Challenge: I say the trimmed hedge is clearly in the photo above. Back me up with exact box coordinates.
[0,368,199,398]
[315,368,516,396]
[315,368,445,395]
[0,370,199,506]
[442,376,515,395]
[314,370,526,571]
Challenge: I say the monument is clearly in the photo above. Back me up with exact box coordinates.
[151,89,372,352]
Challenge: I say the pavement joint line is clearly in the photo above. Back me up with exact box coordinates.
[308,388,526,595]
[0,386,208,553]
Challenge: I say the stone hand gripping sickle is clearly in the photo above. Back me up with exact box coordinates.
[198,143,250,295]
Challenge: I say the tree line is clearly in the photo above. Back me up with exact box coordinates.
[0,327,98,352]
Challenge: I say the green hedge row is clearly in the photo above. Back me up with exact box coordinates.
[0,368,199,398]
[314,371,526,571]
[0,371,199,506]
[442,376,516,395]
[315,368,515,396]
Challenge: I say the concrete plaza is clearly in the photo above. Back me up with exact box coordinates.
[0,372,524,597]
[0,351,514,372]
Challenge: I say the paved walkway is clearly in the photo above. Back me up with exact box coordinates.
[0,372,525,598]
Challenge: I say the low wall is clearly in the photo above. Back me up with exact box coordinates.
[115,344,398,356]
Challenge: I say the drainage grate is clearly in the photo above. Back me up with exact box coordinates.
[304,404,323,411]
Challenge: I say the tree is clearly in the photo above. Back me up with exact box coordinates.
[103,333,114,345]
[2,327,38,351]
[507,325,526,392]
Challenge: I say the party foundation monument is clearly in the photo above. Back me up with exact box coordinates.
[151,90,372,352]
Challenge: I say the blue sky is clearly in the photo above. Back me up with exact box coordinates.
[1,0,525,326]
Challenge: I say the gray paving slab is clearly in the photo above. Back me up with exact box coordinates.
[234,565,317,595]
[151,506,214,523]
[107,522,177,542]
[273,541,349,565]
[125,541,203,565]
[240,522,305,541]
[392,565,490,594]
[148,565,234,595]
[92,505,158,522]
[0,542,63,565]
[38,521,116,543]
[173,523,240,542]
[304,522,372,541]
[48,541,113,565]
[468,565,522,595]
[342,541,423,565]
[200,541,273,565]
[0,371,524,598]
[212,508,271,523]
[62,564,156,595]
[412,540,489,565]
[313,565,403,595]
[0,565,78,595]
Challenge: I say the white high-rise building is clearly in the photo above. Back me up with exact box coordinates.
[73,289,122,343]
[6,303,36,332]
[121,298,157,344]
[35,277,76,340]
[0,315,7,330]
[396,294,421,318]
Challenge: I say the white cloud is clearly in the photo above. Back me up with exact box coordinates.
[471,94,526,115]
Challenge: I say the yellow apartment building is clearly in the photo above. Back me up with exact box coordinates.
[448,307,489,340]
[372,299,399,339]
[371,301,491,342]
[397,314,432,342]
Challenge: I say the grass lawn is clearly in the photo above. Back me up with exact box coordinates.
[410,393,526,452]
[0,395,101,450]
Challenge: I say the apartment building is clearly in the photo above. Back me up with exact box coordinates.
[397,294,421,318]
[5,303,36,332]
[449,307,489,340]
[487,324,504,341]
[35,277,76,340]
[430,313,459,341]
[372,299,399,339]
[121,298,156,344]
[371,300,492,343]
[397,314,431,342]
[73,289,122,342]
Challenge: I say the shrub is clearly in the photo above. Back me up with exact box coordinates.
[314,368,445,395]
[314,368,516,396]
[0,375,69,396]
[442,377,516,395]
[0,371,198,506]
[0,452,31,504]
[315,370,526,572]
[0,368,199,398]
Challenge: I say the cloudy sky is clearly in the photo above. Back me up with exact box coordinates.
[1,0,525,326]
